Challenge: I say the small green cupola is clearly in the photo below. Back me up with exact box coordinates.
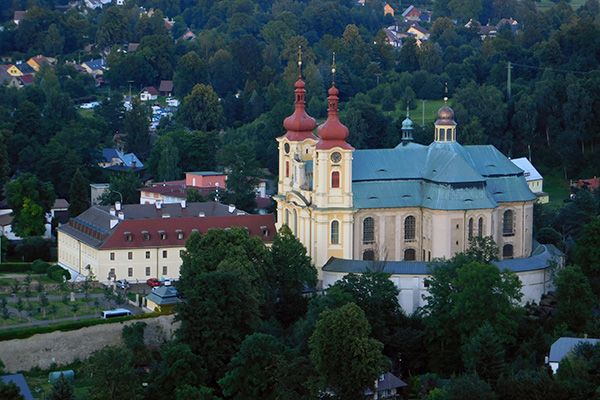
[401,107,414,143]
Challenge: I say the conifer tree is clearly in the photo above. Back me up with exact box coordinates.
[49,374,74,400]
[68,168,89,217]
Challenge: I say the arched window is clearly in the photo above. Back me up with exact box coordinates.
[285,161,290,177]
[363,249,375,260]
[363,217,375,244]
[404,216,416,241]
[404,248,416,261]
[503,210,514,236]
[331,171,340,188]
[478,217,484,237]
[503,244,513,259]
[468,218,474,240]
[331,220,339,244]
[293,210,298,235]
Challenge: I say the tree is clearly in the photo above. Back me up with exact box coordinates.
[174,51,209,97]
[270,225,317,325]
[0,381,24,400]
[13,198,45,237]
[0,133,9,196]
[156,136,180,182]
[123,101,151,158]
[149,341,207,396]
[6,173,56,214]
[178,84,224,131]
[309,303,387,400]
[462,322,506,384]
[99,172,141,205]
[555,266,596,332]
[49,373,74,400]
[575,217,600,278]
[43,24,64,56]
[96,7,128,48]
[465,236,499,263]
[448,0,483,21]
[68,169,89,217]
[219,333,314,400]
[443,374,496,400]
[218,139,260,211]
[85,347,140,400]
[177,270,260,383]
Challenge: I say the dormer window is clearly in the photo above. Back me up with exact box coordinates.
[124,232,132,242]
[142,231,150,240]
[176,229,184,240]
[159,230,167,240]
[260,225,269,237]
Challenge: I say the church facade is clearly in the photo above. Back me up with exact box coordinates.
[274,77,537,280]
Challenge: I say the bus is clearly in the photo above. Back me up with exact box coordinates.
[101,308,132,319]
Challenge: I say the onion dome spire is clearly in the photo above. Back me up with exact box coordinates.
[282,46,317,141]
[434,83,457,142]
[317,53,353,150]
[401,107,414,143]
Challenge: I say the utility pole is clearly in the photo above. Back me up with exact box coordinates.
[507,61,512,100]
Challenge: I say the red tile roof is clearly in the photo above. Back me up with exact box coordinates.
[574,177,600,191]
[18,74,34,85]
[100,214,276,249]
[143,86,158,95]
[159,80,173,93]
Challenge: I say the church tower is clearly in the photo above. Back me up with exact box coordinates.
[311,58,355,269]
[434,95,457,142]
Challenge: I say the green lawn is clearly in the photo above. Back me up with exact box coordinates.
[383,99,446,126]
[540,168,570,208]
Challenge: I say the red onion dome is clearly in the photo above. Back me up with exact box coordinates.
[316,85,353,150]
[283,78,317,141]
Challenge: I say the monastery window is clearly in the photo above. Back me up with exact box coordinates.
[363,249,375,261]
[331,221,340,244]
[110,252,115,261]
[363,217,375,244]
[162,250,168,258]
[177,230,184,240]
[478,217,484,237]
[331,171,340,188]
[128,251,133,260]
[159,230,167,240]
[128,267,133,277]
[503,210,514,236]
[142,231,150,240]
[145,267,150,276]
[468,218,474,241]
[285,161,290,177]
[404,248,416,261]
[162,266,168,276]
[146,251,150,259]
[503,244,513,259]
[404,216,416,241]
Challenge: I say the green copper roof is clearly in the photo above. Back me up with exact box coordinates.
[352,141,535,210]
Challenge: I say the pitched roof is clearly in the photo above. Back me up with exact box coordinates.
[146,286,180,305]
[0,213,13,226]
[549,337,600,363]
[101,148,144,168]
[143,86,158,95]
[1,374,34,400]
[402,5,417,17]
[510,157,543,182]
[53,199,70,210]
[351,141,534,210]
[159,80,173,92]
[15,62,34,74]
[13,11,26,21]
[18,74,34,85]
[127,42,139,52]
[323,243,562,275]
[83,59,106,71]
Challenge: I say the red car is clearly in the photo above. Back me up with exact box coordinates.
[146,278,160,287]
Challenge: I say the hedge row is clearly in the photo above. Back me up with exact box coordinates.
[0,311,170,341]
[0,263,33,273]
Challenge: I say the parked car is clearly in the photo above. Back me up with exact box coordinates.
[116,279,130,289]
[162,279,172,286]
[146,278,160,287]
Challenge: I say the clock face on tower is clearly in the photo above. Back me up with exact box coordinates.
[331,152,342,163]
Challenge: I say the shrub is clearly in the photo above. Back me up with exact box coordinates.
[47,265,71,282]
[15,237,51,262]
[31,259,51,274]
[0,262,33,273]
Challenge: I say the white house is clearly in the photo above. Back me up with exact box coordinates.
[511,157,548,203]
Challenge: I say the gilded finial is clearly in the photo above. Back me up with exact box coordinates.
[331,52,336,84]
[297,45,302,78]
[443,82,448,103]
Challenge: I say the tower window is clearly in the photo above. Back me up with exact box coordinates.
[404,248,416,261]
[404,216,416,241]
[363,217,375,244]
[331,171,340,188]
[503,210,514,236]
[331,220,339,244]
[363,249,375,260]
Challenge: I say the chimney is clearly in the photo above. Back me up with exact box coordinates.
[109,207,116,216]
[155,201,162,209]
[110,218,119,229]
[228,204,235,213]
[115,201,121,211]
[118,211,124,220]
[180,199,186,208]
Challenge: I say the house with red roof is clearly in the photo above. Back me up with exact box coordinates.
[57,201,276,283]
[140,86,158,101]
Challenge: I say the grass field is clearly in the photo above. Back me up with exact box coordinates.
[537,0,586,10]
[539,168,570,208]
[384,99,446,126]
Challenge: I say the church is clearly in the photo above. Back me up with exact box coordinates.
[274,72,562,312]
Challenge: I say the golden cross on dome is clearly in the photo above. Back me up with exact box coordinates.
[297,45,302,78]
[331,52,336,84]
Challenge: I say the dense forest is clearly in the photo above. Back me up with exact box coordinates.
[1,0,600,398]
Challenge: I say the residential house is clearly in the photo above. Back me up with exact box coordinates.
[159,80,173,96]
[547,337,600,374]
[52,199,71,225]
[178,29,196,41]
[84,0,112,9]
[13,11,25,25]
[100,148,144,171]
[1,374,34,400]
[511,157,548,204]
[90,183,110,206]
[402,5,421,21]
[384,3,395,16]
[146,286,180,312]
[17,74,34,87]
[0,69,21,88]
[407,23,430,44]
[365,373,408,399]
[383,27,403,48]
[140,171,226,205]
[81,59,107,76]
[27,55,55,72]
[466,18,520,40]
[57,201,275,282]
[127,42,139,52]
[572,176,600,192]
[140,86,159,101]
[14,61,35,75]
[0,213,20,241]
[4,64,24,77]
